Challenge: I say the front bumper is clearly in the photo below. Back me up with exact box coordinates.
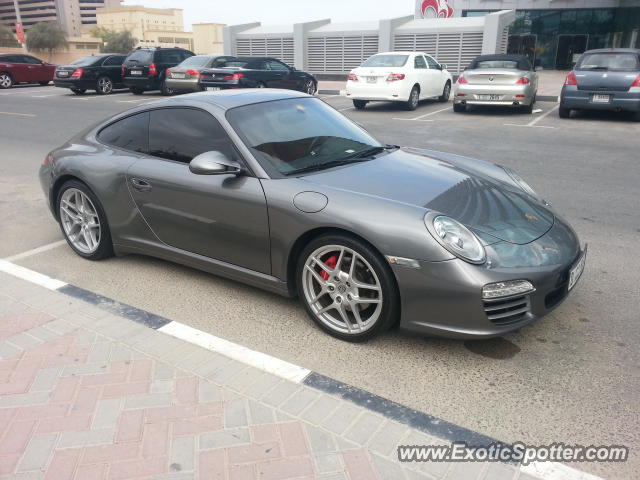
[561,85,640,112]
[346,81,411,102]
[453,84,534,106]
[164,77,201,92]
[394,219,584,339]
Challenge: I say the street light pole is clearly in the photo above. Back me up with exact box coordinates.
[12,0,28,52]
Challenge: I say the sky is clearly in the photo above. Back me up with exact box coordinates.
[123,0,416,31]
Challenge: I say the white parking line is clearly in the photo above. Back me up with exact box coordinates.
[522,461,603,480]
[4,239,67,262]
[393,106,450,121]
[0,111,36,117]
[505,105,559,129]
[338,106,354,112]
[0,259,67,290]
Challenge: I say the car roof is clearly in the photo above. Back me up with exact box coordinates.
[234,57,282,62]
[582,48,640,54]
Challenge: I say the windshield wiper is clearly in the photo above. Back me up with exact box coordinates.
[284,145,397,176]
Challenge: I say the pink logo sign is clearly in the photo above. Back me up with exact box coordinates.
[421,0,455,18]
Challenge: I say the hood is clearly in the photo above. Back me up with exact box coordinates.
[302,148,554,245]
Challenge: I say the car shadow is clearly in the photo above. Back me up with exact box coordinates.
[565,109,638,124]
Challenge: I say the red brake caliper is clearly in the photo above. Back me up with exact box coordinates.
[320,255,337,281]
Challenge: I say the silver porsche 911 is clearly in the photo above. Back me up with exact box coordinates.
[39,89,585,342]
[453,54,538,113]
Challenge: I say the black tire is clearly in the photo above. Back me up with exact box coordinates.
[438,81,451,102]
[96,76,113,95]
[405,86,419,111]
[56,180,114,261]
[256,82,266,89]
[0,73,14,89]
[558,105,571,118]
[296,233,399,342]
[160,80,174,96]
[522,103,534,114]
[39,81,50,86]
[353,100,368,110]
[453,102,466,113]
[71,88,86,95]
[130,87,144,95]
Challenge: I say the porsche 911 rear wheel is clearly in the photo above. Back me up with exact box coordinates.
[298,235,398,341]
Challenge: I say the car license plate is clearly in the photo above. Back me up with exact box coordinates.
[366,77,377,84]
[57,71,69,77]
[568,247,587,291]
[131,70,142,76]
[591,94,610,103]
[206,87,220,91]
[171,73,185,79]
[477,94,502,100]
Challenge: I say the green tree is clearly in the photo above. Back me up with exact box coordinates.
[25,22,67,60]
[0,23,19,48]
[91,27,136,54]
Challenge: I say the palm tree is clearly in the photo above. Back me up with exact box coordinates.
[25,22,67,61]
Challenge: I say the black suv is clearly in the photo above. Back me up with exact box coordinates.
[54,53,126,95]
[122,47,195,95]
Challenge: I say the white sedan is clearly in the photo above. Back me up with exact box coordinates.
[346,52,453,110]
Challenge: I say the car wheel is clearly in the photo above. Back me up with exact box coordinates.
[453,103,466,113]
[256,82,266,89]
[353,100,368,110]
[0,73,13,89]
[39,81,50,86]
[297,234,399,342]
[161,80,174,96]
[558,105,571,118]
[130,87,144,95]
[96,76,113,95]
[71,88,86,95]
[405,86,419,111]
[303,79,316,95]
[56,180,113,261]
[438,81,451,102]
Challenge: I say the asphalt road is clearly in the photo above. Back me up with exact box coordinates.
[1,84,639,479]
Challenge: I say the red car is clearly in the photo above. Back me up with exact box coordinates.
[0,53,56,89]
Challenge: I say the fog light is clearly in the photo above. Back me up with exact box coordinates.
[482,280,534,299]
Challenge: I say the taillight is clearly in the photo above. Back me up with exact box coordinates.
[70,68,83,78]
[199,74,205,80]
[166,69,172,77]
[149,63,157,75]
[631,75,640,87]
[457,76,468,84]
[386,73,405,82]
[121,64,125,75]
[43,153,53,166]
[347,73,358,82]
[564,72,577,86]
[515,77,530,84]
[186,69,199,76]
[223,72,244,81]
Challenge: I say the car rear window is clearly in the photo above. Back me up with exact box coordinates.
[126,50,153,63]
[361,55,408,68]
[71,56,103,67]
[576,53,639,71]
[220,61,249,68]
[178,56,211,67]
[473,60,519,69]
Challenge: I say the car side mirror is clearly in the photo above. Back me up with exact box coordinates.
[189,151,242,175]
[440,64,447,70]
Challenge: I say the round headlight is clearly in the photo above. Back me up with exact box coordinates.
[431,216,486,264]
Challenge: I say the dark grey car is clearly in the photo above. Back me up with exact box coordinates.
[560,48,640,121]
[39,90,585,342]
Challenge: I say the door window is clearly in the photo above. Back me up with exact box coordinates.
[103,56,124,66]
[98,112,149,153]
[148,108,235,163]
[24,56,43,64]
[414,56,427,69]
[425,56,440,69]
[266,60,290,71]
[158,50,183,64]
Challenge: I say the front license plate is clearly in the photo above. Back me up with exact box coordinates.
[477,94,502,100]
[366,77,377,83]
[591,94,610,103]
[130,70,142,76]
[206,87,220,91]
[568,247,587,291]
[171,73,185,79]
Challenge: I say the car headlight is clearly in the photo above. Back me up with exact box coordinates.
[504,168,541,200]
[429,215,486,264]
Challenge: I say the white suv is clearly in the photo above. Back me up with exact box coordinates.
[346,52,452,110]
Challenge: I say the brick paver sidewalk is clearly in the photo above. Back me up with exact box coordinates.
[0,271,528,480]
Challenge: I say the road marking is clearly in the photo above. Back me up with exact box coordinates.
[159,321,311,383]
[505,105,559,129]
[522,461,603,480]
[4,240,67,262]
[392,118,434,122]
[0,259,67,290]
[338,106,354,112]
[0,111,36,117]
[117,98,156,103]
[392,105,450,121]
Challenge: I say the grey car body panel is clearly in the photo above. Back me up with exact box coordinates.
[40,90,582,339]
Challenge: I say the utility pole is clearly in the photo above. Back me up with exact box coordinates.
[12,0,28,52]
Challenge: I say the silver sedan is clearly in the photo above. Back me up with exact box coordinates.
[453,54,538,113]
[164,54,235,94]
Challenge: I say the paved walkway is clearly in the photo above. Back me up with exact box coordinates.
[0,271,532,480]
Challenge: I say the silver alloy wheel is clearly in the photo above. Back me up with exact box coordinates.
[305,80,315,95]
[302,245,383,335]
[97,77,112,94]
[59,188,101,254]
[0,73,12,89]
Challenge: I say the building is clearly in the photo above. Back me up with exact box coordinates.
[417,0,640,69]
[0,35,102,63]
[95,5,195,50]
[192,23,225,54]
[224,10,515,76]
[0,0,121,37]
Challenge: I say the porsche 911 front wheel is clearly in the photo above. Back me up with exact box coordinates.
[297,234,399,341]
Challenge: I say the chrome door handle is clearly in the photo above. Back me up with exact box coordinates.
[131,178,152,191]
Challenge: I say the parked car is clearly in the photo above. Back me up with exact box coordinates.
[452,54,538,114]
[164,55,237,94]
[198,57,317,94]
[122,47,195,95]
[345,52,452,110]
[39,89,585,342]
[0,53,56,89]
[559,48,640,121]
[53,53,126,95]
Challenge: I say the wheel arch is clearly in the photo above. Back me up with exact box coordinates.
[50,174,89,220]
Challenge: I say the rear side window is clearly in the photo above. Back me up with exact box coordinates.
[148,108,235,163]
[577,53,640,71]
[425,56,440,69]
[71,56,103,67]
[126,50,153,63]
[414,56,427,69]
[158,50,184,64]
[98,112,149,153]
[103,56,124,66]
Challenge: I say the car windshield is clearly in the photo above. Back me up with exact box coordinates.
[227,98,384,175]
[127,50,153,63]
[178,56,210,67]
[70,56,103,67]
[576,53,639,71]
[473,60,519,69]
[362,55,408,67]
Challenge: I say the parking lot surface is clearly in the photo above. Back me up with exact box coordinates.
[1,84,639,478]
